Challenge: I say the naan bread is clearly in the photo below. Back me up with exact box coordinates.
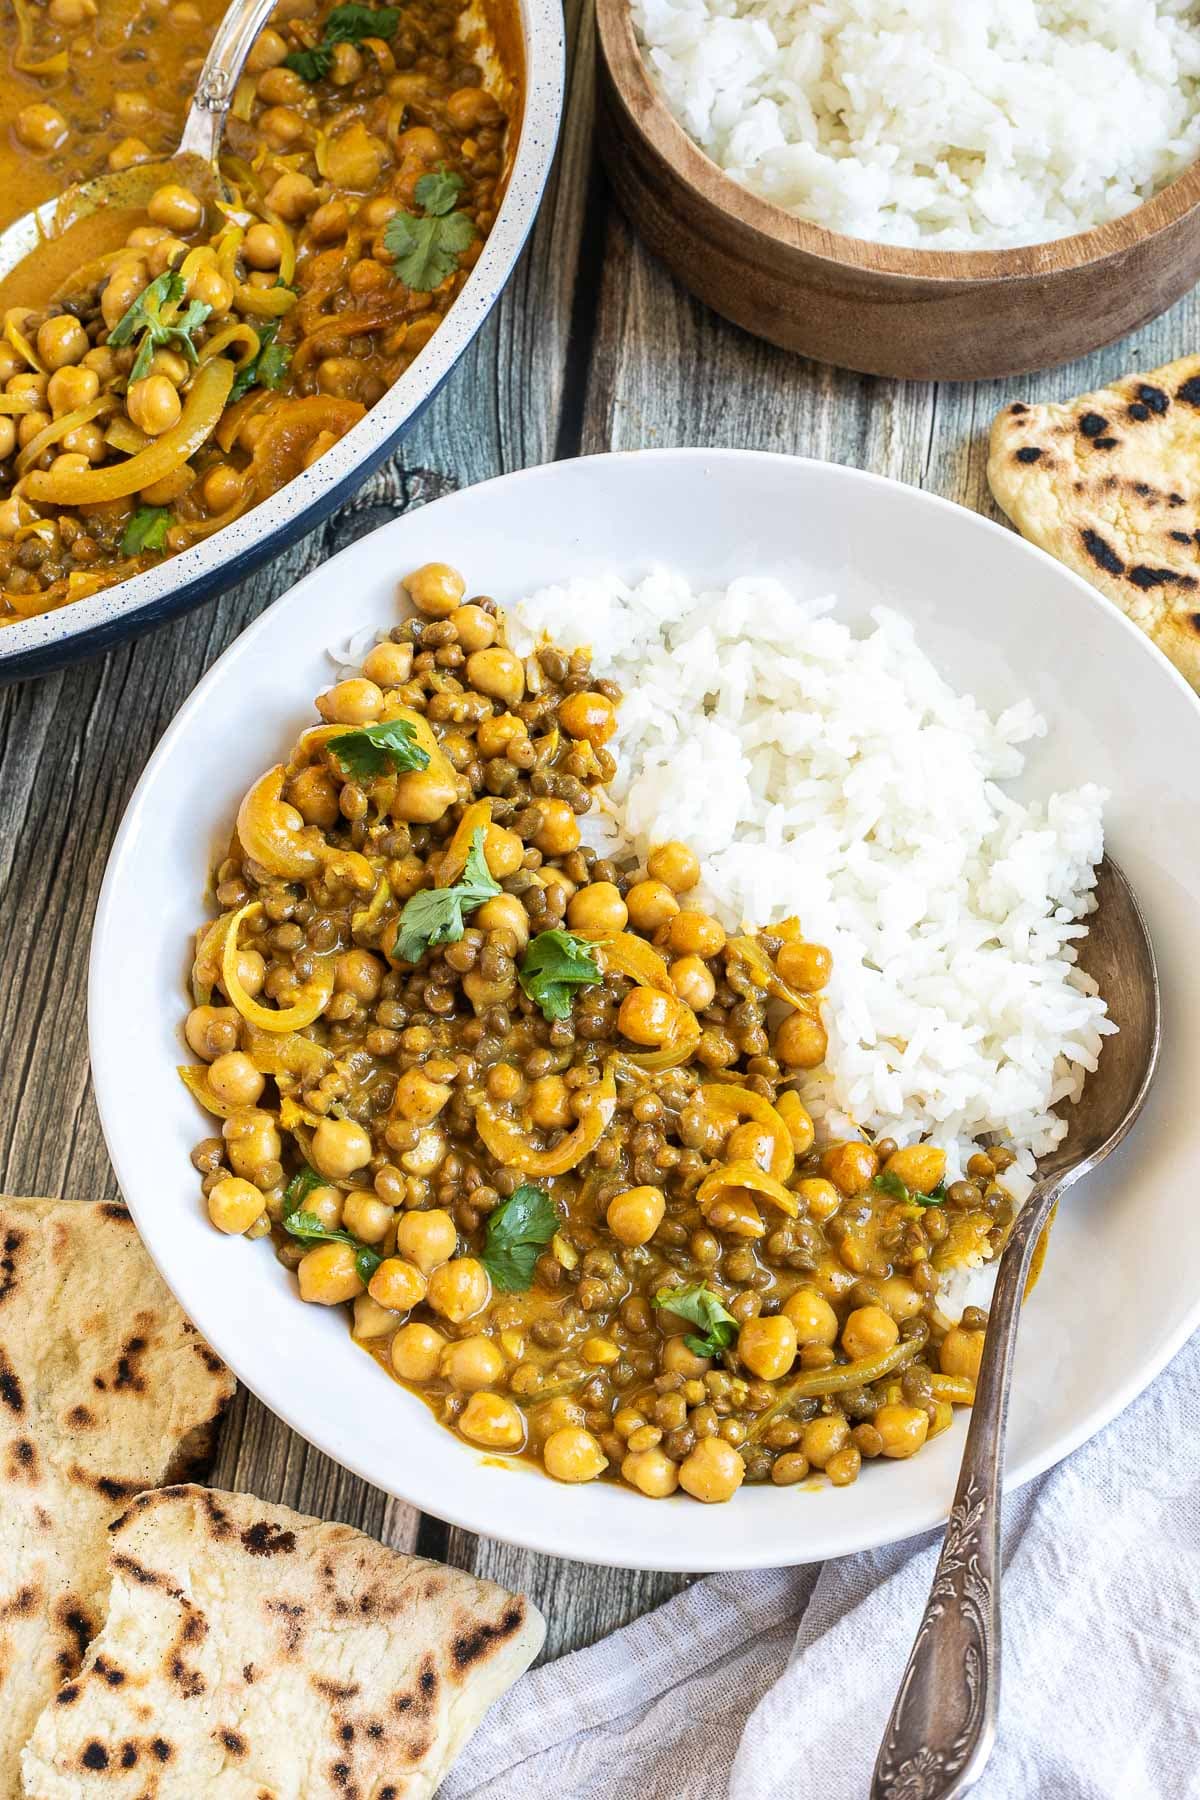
[988,355,1200,689]
[21,1484,545,1799]
[0,1197,234,1800]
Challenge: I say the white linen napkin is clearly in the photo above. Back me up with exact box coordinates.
[444,1327,1200,1800]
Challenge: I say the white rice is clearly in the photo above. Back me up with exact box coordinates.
[505,568,1115,1182]
[631,0,1200,248]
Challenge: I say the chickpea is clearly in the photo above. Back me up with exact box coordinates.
[361,640,414,686]
[390,767,458,824]
[392,1067,452,1125]
[445,84,502,131]
[825,1444,862,1486]
[49,451,89,478]
[332,948,383,1004]
[443,1334,505,1392]
[466,647,525,707]
[625,879,679,933]
[184,1003,238,1061]
[404,562,464,617]
[775,939,833,992]
[206,1051,265,1108]
[49,0,96,23]
[558,690,618,746]
[127,375,182,438]
[841,1305,899,1361]
[288,765,339,828]
[15,104,69,153]
[474,893,530,951]
[643,842,698,895]
[483,824,524,878]
[207,1176,264,1235]
[884,1143,948,1195]
[244,221,286,271]
[83,346,117,382]
[367,1257,427,1312]
[108,137,152,172]
[247,24,288,69]
[665,910,726,957]
[36,316,88,372]
[940,1326,985,1382]
[112,88,151,125]
[311,1116,372,1180]
[795,1176,841,1222]
[201,464,244,514]
[876,1275,924,1322]
[308,199,351,243]
[775,1010,829,1070]
[606,1185,666,1247]
[705,1194,764,1238]
[42,364,97,419]
[427,1256,490,1323]
[782,1286,839,1345]
[101,261,149,331]
[660,1333,710,1378]
[737,1314,797,1380]
[317,677,384,725]
[678,1436,745,1503]
[453,604,496,653]
[527,1075,572,1131]
[621,1446,679,1497]
[259,104,307,148]
[618,987,679,1048]
[148,184,204,233]
[820,1140,878,1197]
[61,421,105,462]
[459,1393,525,1450]
[298,1241,364,1305]
[566,882,627,935]
[390,1321,446,1382]
[299,1186,343,1231]
[475,712,526,758]
[533,798,580,857]
[670,954,715,1012]
[352,1293,398,1339]
[875,1402,931,1459]
[544,1426,608,1483]
[265,170,318,220]
[223,1108,281,1182]
[342,1189,394,1244]
[18,410,51,449]
[394,1208,458,1272]
[400,1125,448,1178]
[191,267,233,316]
[726,1122,776,1171]
[800,1413,850,1469]
[0,420,15,462]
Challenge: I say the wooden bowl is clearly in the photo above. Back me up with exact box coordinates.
[595,0,1200,381]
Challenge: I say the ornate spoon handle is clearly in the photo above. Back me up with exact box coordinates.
[177,0,283,163]
[871,1175,1065,1800]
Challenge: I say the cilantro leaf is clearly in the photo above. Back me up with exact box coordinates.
[390,825,500,964]
[919,1179,948,1207]
[652,1283,739,1359]
[518,929,601,1022]
[872,1169,910,1203]
[282,1164,324,1218]
[414,169,465,216]
[383,173,478,291]
[108,269,212,382]
[121,505,171,556]
[281,1171,383,1285]
[284,3,399,77]
[230,320,293,402]
[328,716,430,782]
[480,1183,558,1292]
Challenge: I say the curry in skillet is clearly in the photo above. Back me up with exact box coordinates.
[179,562,1011,1503]
[0,0,517,623]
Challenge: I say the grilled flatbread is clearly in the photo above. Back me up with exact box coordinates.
[21,1483,544,1798]
[988,354,1200,689]
[0,1197,234,1800]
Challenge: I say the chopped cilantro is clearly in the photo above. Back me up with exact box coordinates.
[518,929,602,1022]
[284,3,400,78]
[390,826,499,964]
[383,169,477,291]
[328,716,430,782]
[121,505,171,556]
[480,1184,558,1292]
[229,320,292,402]
[108,270,212,383]
[652,1284,739,1359]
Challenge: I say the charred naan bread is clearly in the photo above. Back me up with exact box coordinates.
[988,355,1200,689]
[21,1484,544,1799]
[0,1197,234,1799]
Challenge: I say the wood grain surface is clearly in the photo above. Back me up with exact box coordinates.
[1,0,1198,1677]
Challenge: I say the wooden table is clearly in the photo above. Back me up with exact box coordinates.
[2,0,1197,1671]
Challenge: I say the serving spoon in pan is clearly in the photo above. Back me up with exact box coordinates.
[0,0,280,295]
[871,853,1161,1800]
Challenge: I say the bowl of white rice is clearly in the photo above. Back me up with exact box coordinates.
[596,0,1200,379]
[92,448,1200,1570]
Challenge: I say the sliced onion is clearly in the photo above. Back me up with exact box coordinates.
[698,1082,795,1182]
[222,900,335,1033]
[475,1062,617,1177]
[696,1157,800,1220]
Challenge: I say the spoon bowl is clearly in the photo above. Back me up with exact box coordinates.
[873,854,1161,1800]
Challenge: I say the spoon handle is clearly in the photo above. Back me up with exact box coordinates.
[177,0,283,163]
[870,1176,1063,1800]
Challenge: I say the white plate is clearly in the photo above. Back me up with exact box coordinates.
[89,450,1200,1572]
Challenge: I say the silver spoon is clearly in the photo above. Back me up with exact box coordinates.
[0,0,281,288]
[872,853,1161,1800]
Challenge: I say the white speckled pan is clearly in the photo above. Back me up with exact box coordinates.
[0,0,564,682]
